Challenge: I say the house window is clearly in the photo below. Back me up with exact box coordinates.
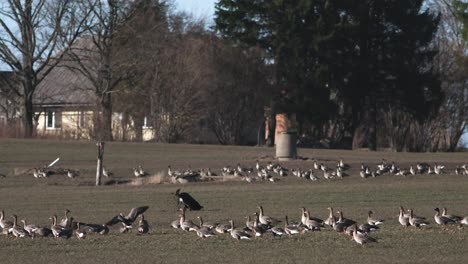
[46,110,55,129]
[143,116,152,129]
[46,109,61,129]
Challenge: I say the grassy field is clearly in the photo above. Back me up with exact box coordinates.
[0,139,467,264]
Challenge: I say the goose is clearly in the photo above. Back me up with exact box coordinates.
[229,220,251,240]
[323,170,332,180]
[284,215,302,236]
[410,166,416,175]
[416,162,429,173]
[133,168,141,177]
[428,167,434,174]
[79,223,108,235]
[360,170,367,178]
[179,208,198,232]
[257,206,281,226]
[332,220,347,233]
[313,160,319,170]
[0,210,13,233]
[336,211,356,227]
[460,217,468,225]
[106,206,149,229]
[358,223,379,233]
[351,229,377,245]
[20,219,39,236]
[59,209,71,228]
[441,208,462,223]
[50,215,63,238]
[33,226,52,237]
[336,168,344,178]
[197,216,217,230]
[206,168,216,176]
[171,217,181,229]
[11,215,29,238]
[309,170,318,181]
[398,206,410,227]
[408,209,430,227]
[271,226,286,237]
[367,211,384,225]
[102,167,112,177]
[245,215,255,231]
[255,160,260,171]
[138,165,147,176]
[324,207,336,226]
[66,169,77,178]
[303,211,321,231]
[338,159,349,170]
[434,164,444,175]
[195,225,215,239]
[215,223,231,234]
[138,214,149,234]
[75,222,86,239]
[175,189,203,211]
[434,208,456,226]
[251,214,268,237]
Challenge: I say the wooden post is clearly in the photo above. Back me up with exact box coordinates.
[96,141,105,186]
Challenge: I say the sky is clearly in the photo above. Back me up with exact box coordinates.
[174,0,216,22]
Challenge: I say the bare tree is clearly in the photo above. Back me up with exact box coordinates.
[428,0,468,151]
[65,0,133,141]
[0,0,91,137]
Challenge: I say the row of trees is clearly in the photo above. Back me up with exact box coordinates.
[0,0,466,150]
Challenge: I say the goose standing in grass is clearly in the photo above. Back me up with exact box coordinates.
[179,208,198,232]
[324,207,336,226]
[20,219,39,237]
[336,211,356,227]
[245,215,255,231]
[138,214,149,234]
[11,215,29,238]
[229,220,251,240]
[106,206,149,230]
[257,206,281,226]
[0,210,13,234]
[434,208,457,226]
[408,209,430,228]
[59,209,71,228]
[367,211,384,225]
[441,207,462,223]
[398,206,410,227]
[303,211,321,231]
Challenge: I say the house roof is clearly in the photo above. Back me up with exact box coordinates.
[34,38,97,108]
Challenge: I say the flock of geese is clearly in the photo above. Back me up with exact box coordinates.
[166,159,468,184]
[170,205,468,245]
[0,206,149,240]
[27,157,468,184]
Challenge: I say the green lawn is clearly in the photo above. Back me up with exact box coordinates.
[0,139,467,264]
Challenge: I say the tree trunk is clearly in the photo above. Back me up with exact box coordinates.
[267,100,276,147]
[100,93,113,141]
[22,94,34,138]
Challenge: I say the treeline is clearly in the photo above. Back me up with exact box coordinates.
[0,0,466,151]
